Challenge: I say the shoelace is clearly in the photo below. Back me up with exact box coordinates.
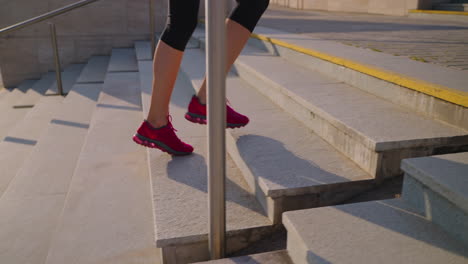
[166,115,178,132]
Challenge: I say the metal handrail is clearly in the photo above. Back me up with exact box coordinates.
[0,0,157,95]
[0,0,101,36]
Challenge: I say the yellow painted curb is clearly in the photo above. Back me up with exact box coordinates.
[250,33,468,108]
[409,9,468,16]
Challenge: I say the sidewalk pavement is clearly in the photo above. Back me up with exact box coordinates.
[259,6,468,71]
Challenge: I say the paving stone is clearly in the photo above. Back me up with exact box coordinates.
[259,6,468,72]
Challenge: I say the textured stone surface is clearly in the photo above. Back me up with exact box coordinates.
[180,47,374,223]
[284,199,468,264]
[194,250,293,264]
[0,82,102,264]
[402,152,468,214]
[76,56,110,84]
[136,59,272,251]
[45,71,158,264]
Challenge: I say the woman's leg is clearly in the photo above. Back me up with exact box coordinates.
[146,0,200,127]
[146,41,184,127]
[196,19,251,104]
[196,0,270,104]
[134,0,199,155]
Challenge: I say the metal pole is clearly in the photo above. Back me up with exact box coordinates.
[49,23,64,96]
[206,0,227,260]
[149,0,156,56]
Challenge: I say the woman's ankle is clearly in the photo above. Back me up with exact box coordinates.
[146,117,168,128]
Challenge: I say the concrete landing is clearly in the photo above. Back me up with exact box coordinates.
[181,47,374,224]
[194,250,293,264]
[284,199,468,264]
[137,56,272,264]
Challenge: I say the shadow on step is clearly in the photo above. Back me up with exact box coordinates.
[237,135,358,189]
[166,153,267,215]
[333,200,468,260]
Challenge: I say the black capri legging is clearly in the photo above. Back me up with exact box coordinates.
[160,0,270,51]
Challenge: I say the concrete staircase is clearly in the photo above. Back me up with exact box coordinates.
[0,24,467,264]
[199,152,468,264]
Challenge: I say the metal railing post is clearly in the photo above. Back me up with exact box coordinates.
[206,0,227,260]
[149,0,156,56]
[49,23,64,96]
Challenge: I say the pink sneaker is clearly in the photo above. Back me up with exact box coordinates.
[185,95,249,128]
[133,116,193,156]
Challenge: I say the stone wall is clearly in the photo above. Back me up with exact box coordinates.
[270,0,434,16]
[0,0,168,88]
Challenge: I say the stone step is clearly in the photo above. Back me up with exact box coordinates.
[0,79,103,264]
[0,79,36,108]
[44,64,85,96]
[194,250,293,264]
[0,74,55,140]
[76,56,110,84]
[135,41,153,61]
[0,64,84,142]
[0,88,9,100]
[284,199,468,264]
[435,3,468,11]
[180,47,375,224]
[45,50,158,264]
[0,94,63,198]
[401,152,468,246]
[192,33,468,180]
[231,26,468,130]
[0,58,108,198]
[107,48,139,73]
[136,51,273,264]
